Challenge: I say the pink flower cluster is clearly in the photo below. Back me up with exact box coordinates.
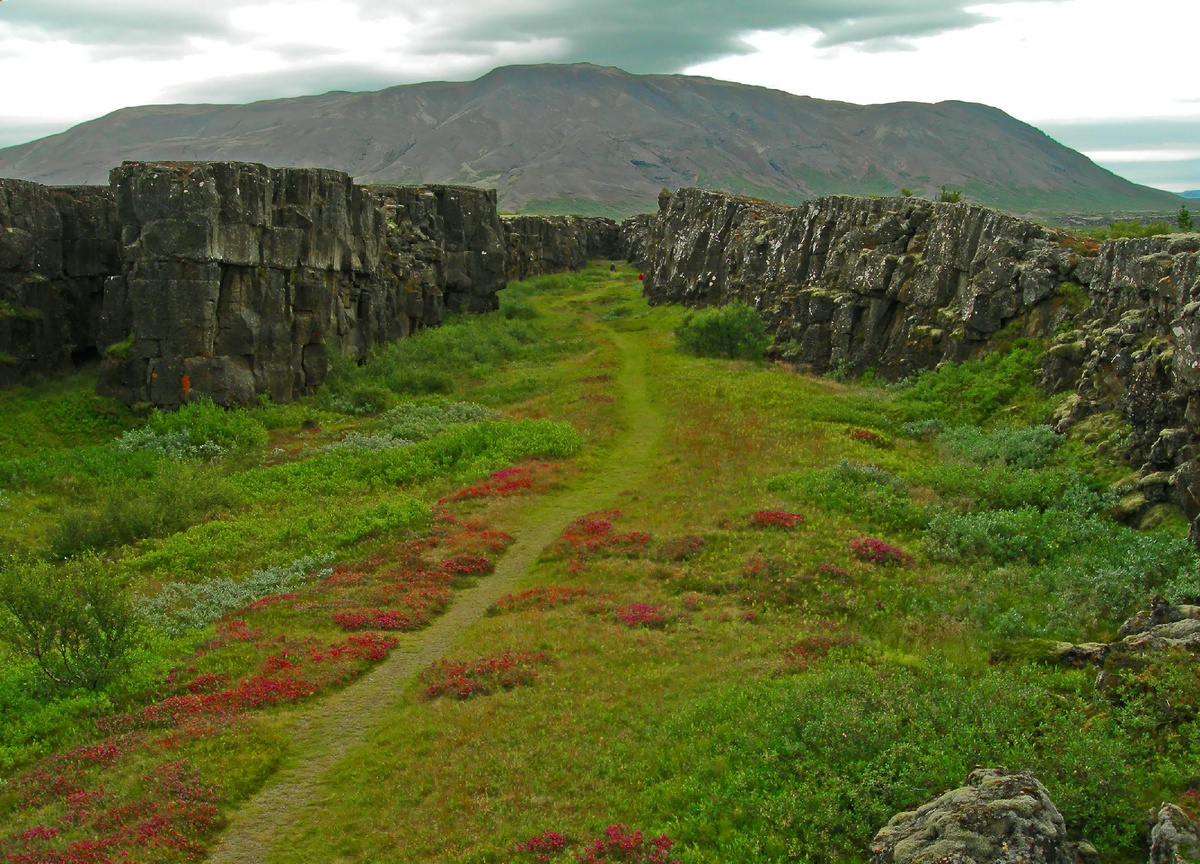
[492,586,593,614]
[749,510,805,529]
[849,536,913,566]
[420,650,553,700]
[577,824,680,864]
[553,510,652,573]
[616,603,668,629]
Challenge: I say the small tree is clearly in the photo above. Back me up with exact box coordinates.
[939,186,963,203]
[1179,204,1195,232]
[0,556,141,691]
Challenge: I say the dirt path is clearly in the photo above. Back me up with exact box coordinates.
[205,327,662,863]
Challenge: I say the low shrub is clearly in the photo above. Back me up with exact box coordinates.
[616,602,668,629]
[749,510,805,529]
[576,824,680,864]
[769,461,926,534]
[131,398,269,453]
[0,557,141,692]
[420,651,553,700]
[849,536,913,566]
[674,302,771,360]
[941,424,1061,468]
[138,555,334,636]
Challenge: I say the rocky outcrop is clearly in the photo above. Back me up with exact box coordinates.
[627,187,1200,530]
[503,214,620,281]
[91,164,511,407]
[371,184,506,315]
[0,180,119,384]
[1052,597,1200,675]
[869,768,1093,864]
[1150,803,1200,864]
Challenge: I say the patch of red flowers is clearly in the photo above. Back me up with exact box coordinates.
[777,632,861,675]
[749,510,804,529]
[513,829,568,862]
[420,650,553,700]
[849,536,913,566]
[552,510,652,572]
[438,460,553,503]
[491,586,593,614]
[846,427,892,448]
[616,602,668,629]
[576,824,680,864]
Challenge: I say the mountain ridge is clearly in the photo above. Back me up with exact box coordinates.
[0,63,1181,218]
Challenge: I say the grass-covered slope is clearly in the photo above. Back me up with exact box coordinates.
[0,264,1196,863]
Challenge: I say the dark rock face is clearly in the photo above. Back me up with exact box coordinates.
[91,163,511,407]
[627,187,1200,529]
[100,161,392,406]
[503,215,620,281]
[869,768,1088,864]
[1150,803,1200,864]
[5,163,619,408]
[0,180,119,384]
[370,184,506,314]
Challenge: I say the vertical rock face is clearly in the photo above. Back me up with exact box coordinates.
[1150,803,1200,864]
[369,184,506,314]
[632,187,1084,379]
[94,164,511,408]
[100,161,389,407]
[626,187,1200,528]
[502,215,620,281]
[0,180,119,384]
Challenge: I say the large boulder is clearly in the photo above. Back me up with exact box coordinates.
[869,768,1087,864]
[1150,803,1200,864]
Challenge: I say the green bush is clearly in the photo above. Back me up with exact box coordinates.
[769,461,927,534]
[895,339,1052,427]
[49,460,242,557]
[132,398,269,453]
[674,302,771,360]
[0,556,141,691]
[941,425,1061,468]
[662,657,1194,860]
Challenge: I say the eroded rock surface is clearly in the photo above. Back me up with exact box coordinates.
[503,214,619,281]
[0,180,119,384]
[869,768,1088,864]
[1150,803,1200,864]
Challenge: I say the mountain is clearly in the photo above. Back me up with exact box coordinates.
[0,63,1181,218]
[1183,191,1200,199]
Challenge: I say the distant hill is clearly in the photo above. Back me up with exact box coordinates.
[0,63,1182,218]
[1183,191,1200,199]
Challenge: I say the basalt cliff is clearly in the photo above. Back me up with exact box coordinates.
[0,161,617,407]
[624,187,1200,533]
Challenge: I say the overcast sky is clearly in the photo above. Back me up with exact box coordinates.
[1,0,1196,192]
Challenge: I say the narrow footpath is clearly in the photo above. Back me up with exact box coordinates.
[205,326,663,863]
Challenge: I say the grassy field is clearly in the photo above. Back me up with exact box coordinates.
[0,263,1197,863]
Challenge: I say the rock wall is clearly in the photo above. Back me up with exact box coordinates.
[0,180,120,385]
[92,164,511,408]
[503,215,620,281]
[627,187,1200,526]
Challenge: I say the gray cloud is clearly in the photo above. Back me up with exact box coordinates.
[1041,118,1200,151]
[2,0,232,46]
[2,0,1061,79]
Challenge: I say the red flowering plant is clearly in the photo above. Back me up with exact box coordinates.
[549,510,652,573]
[615,602,668,629]
[576,824,681,864]
[748,510,804,529]
[845,427,893,448]
[512,829,568,862]
[420,650,554,700]
[849,536,913,566]
[777,632,861,675]
[438,459,556,504]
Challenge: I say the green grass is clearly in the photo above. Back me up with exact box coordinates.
[0,262,1195,864]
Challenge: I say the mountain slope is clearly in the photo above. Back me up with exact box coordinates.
[0,63,1180,217]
